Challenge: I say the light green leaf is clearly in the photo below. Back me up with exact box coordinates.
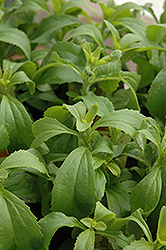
[111,2,145,21]
[51,147,96,219]
[14,0,52,15]
[82,92,114,117]
[66,24,106,54]
[157,206,166,245]
[61,0,95,14]
[113,17,147,39]
[106,162,121,176]
[85,103,98,124]
[44,106,71,123]
[0,150,48,175]
[31,117,78,148]
[64,102,92,132]
[146,24,166,43]
[0,95,34,152]
[92,109,145,139]
[39,212,79,250]
[0,186,43,250]
[147,66,166,123]
[94,201,115,223]
[81,218,94,228]
[104,20,120,49]
[74,229,95,250]
[0,123,9,153]
[0,28,31,59]
[130,165,162,216]
[123,240,154,250]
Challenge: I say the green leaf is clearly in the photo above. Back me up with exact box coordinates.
[92,136,113,155]
[66,24,106,54]
[0,186,43,250]
[32,14,81,44]
[106,162,121,176]
[61,0,95,15]
[111,2,145,21]
[157,206,166,245]
[44,106,71,123]
[43,41,86,68]
[0,150,48,175]
[121,71,140,111]
[130,165,162,216]
[94,169,107,201]
[9,71,35,94]
[3,60,37,78]
[0,95,34,152]
[64,102,93,132]
[74,229,95,250]
[123,240,154,250]
[104,20,120,49]
[129,209,153,243]
[85,103,98,124]
[92,109,145,139]
[39,212,79,250]
[122,142,158,168]
[0,123,9,153]
[31,117,78,148]
[113,17,147,39]
[97,230,134,249]
[82,92,114,117]
[4,171,40,203]
[51,147,96,219]
[106,184,130,217]
[147,66,166,123]
[14,0,52,15]
[0,28,31,59]
[94,201,115,223]
[146,24,166,43]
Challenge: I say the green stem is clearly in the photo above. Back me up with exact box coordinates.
[81,75,90,96]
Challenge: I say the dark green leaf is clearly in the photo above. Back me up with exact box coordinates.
[39,212,79,250]
[146,24,166,43]
[0,186,43,250]
[147,66,166,122]
[94,169,107,201]
[51,146,96,219]
[32,15,81,44]
[31,117,78,148]
[66,24,106,53]
[106,184,130,217]
[0,95,34,152]
[0,123,9,153]
[130,165,162,216]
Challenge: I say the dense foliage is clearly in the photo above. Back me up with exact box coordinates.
[1,0,166,249]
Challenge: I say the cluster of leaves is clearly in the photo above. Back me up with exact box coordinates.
[1,0,166,249]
